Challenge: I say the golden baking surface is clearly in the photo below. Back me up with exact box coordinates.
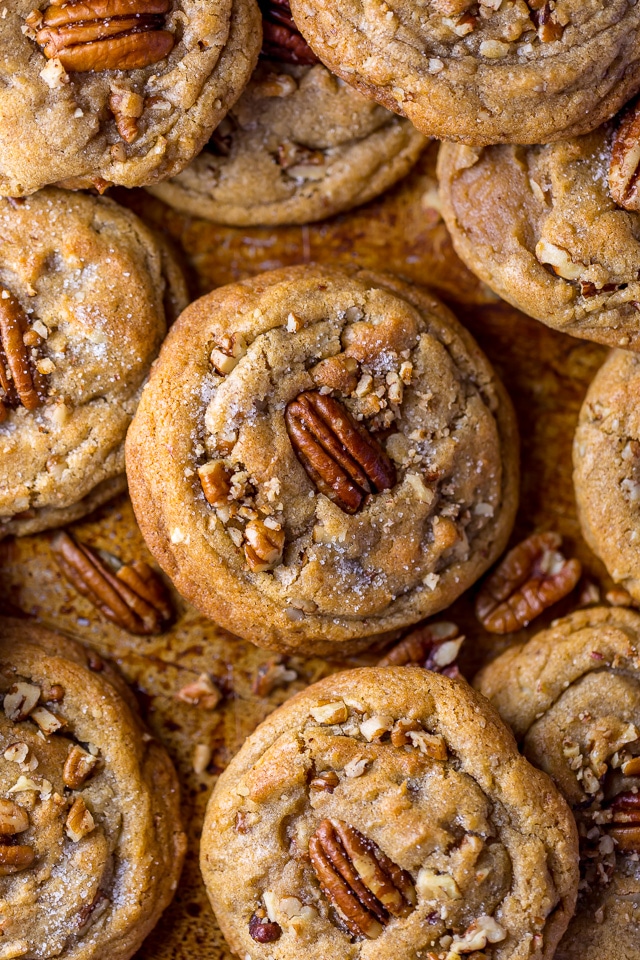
[0,144,614,959]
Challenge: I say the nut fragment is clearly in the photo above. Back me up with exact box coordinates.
[607,791,640,851]
[379,621,463,676]
[3,682,40,721]
[0,799,29,836]
[63,745,99,789]
[249,911,283,943]
[27,0,175,73]
[30,705,64,735]
[475,532,581,633]
[259,0,319,64]
[610,98,640,212]
[109,86,144,143]
[198,460,231,507]
[310,770,340,792]
[309,819,416,939]
[51,531,172,635]
[175,673,222,711]
[0,288,44,422]
[0,844,35,876]
[244,518,285,572]
[285,391,396,514]
[65,796,96,842]
[310,701,349,725]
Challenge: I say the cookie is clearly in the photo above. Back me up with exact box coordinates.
[0,188,188,539]
[573,349,640,601]
[126,264,519,655]
[0,0,262,196]
[476,606,640,960]
[147,1,426,226]
[200,666,578,960]
[437,116,640,350]
[0,618,186,959]
[289,0,640,146]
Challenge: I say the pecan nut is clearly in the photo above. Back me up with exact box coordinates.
[378,621,463,676]
[285,391,396,514]
[0,288,45,422]
[51,530,173,635]
[63,745,99,789]
[244,518,285,572]
[607,791,640,852]
[0,844,35,876]
[27,0,175,73]
[610,98,640,212]
[475,532,581,634]
[0,800,29,837]
[309,819,416,940]
[258,0,318,65]
[249,911,282,943]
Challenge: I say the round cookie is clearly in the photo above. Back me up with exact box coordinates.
[573,349,640,600]
[437,123,640,350]
[0,0,262,195]
[126,264,519,655]
[0,618,186,959]
[476,607,640,960]
[288,0,640,146]
[147,7,426,225]
[0,187,188,539]
[201,666,579,960]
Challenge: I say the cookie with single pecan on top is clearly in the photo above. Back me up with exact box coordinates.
[0,187,187,539]
[476,606,640,960]
[147,0,426,226]
[437,100,640,350]
[201,666,578,960]
[0,617,186,960]
[126,264,519,655]
[0,0,262,195]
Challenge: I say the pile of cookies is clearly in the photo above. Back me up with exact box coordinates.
[2,1,640,960]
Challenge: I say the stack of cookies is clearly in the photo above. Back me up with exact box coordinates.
[2,1,640,959]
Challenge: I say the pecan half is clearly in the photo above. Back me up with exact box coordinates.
[309,819,416,940]
[610,98,640,212]
[285,391,396,514]
[0,288,44,422]
[378,621,463,676]
[27,0,175,73]
[258,0,318,65]
[51,531,173,635]
[475,532,581,634]
[607,792,640,852]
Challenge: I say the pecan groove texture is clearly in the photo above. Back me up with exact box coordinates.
[285,391,396,514]
[51,531,173,634]
[608,791,640,852]
[28,0,175,73]
[610,98,640,212]
[0,288,44,422]
[309,819,416,939]
[258,0,318,65]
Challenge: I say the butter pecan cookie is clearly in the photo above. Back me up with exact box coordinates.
[289,0,640,146]
[0,617,186,959]
[147,0,426,225]
[574,350,640,601]
[437,113,640,349]
[126,265,519,655]
[0,0,262,195]
[201,666,578,960]
[0,188,188,539]
[476,606,640,960]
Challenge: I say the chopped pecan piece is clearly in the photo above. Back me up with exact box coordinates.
[532,2,564,41]
[63,745,99,789]
[65,796,95,842]
[175,673,222,711]
[607,791,640,852]
[0,844,35,876]
[198,460,231,507]
[244,518,285,572]
[0,800,29,836]
[378,621,463,676]
[258,0,318,64]
[249,911,282,943]
[286,391,396,514]
[475,532,581,634]
[309,819,416,940]
[51,531,173,635]
[3,682,40,722]
[27,0,175,73]
[0,288,44,422]
[109,87,144,143]
[610,98,640,212]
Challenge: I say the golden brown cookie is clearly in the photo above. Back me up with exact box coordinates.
[147,0,426,226]
[126,264,519,655]
[201,666,579,960]
[0,618,186,959]
[437,118,640,350]
[0,188,188,539]
[1,0,261,195]
[476,606,640,960]
[289,0,640,146]
[574,349,640,601]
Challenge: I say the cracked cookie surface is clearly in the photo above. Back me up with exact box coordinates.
[0,0,261,195]
[147,58,426,226]
[437,126,640,350]
[574,350,640,601]
[0,188,188,539]
[126,264,518,655]
[0,618,186,960]
[201,666,578,960]
[289,0,640,145]
[476,606,640,960]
